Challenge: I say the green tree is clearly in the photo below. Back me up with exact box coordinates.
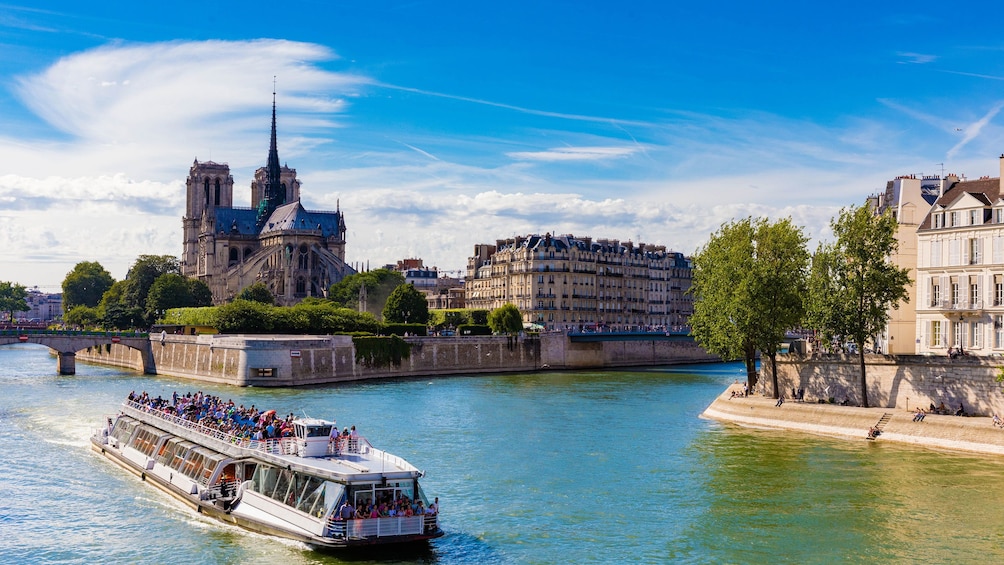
[806,203,911,408]
[123,255,180,312]
[215,300,275,333]
[236,282,274,305]
[64,305,100,328]
[328,269,405,316]
[62,261,115,309]
[689,217,809,395]
[488,303,523,336]
[146,274,194,321]
[0,281,29,323]
[689,218,759,389]
[382,283,430,324]
[752,218,810,398]
[188,279,213,306]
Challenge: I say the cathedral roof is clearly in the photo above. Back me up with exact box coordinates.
[258,201,343,238]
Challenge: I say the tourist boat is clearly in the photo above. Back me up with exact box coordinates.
[91,394,443,549]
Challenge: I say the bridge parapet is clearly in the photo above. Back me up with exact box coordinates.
[0,330,151,374]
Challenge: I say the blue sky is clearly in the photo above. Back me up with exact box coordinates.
[3,1,1004,288]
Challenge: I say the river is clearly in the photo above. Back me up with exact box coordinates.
[2,343,1003,564]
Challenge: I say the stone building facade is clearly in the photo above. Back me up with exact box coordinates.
[181,97,354,305]
[915,156,1004,355]
[465,233,692,331]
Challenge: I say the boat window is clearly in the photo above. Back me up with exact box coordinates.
[168,441,196,472]
[271,469,293,504]
[110,417,138,443]
[314,482,344,519]
[156,438,188,466]
[199,452,227,485]
[306,425,332,438]
[129,425,168,457]
[295,476,325,514]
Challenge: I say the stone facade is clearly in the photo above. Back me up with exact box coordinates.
[181,97,354,306]
[465,233,693,331]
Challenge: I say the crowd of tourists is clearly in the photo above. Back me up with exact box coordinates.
[127,390,298,441]
[335,494,439,522]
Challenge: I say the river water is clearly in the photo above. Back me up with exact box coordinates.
[2,343,1003,564]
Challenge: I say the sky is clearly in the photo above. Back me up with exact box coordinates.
[4,1,1004,289]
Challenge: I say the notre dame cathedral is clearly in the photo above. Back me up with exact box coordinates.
[181,95,355,306]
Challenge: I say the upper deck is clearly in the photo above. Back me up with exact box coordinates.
[122,401,423,482]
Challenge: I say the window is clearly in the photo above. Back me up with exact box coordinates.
[971,322,982,349]
[996,275,1003,306]
[998,208,1004,224]
[252,368,276,378]
[951,281,960,306]
[969,238,981,264]
[953,321,964,348]
[971,209,981,225]
[931,320,942,347]
[934,213,944,228]
[996,316,1004,348]
[951,211,960,226]
[971,282,980,307]
[931,279,941,306]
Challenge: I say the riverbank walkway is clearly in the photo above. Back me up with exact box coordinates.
[702,385,1004,456]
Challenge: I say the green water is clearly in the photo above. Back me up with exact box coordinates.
[1,344,1002,563]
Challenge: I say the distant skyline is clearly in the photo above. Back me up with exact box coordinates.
[4,2,1004,289]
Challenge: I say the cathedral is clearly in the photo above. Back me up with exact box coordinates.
[181,95,355,306]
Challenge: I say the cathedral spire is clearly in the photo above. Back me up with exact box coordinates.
[256,80,285,229]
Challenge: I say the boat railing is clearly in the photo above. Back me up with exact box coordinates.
[325,515,427,539]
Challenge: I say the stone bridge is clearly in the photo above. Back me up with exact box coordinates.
[0,330,154,374]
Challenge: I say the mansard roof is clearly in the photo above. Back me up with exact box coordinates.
[495,233,682,260]
[919,177,1001,230]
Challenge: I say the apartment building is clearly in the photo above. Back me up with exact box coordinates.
[465,233,692,331]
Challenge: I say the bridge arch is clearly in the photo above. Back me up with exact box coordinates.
[0,330,153,374]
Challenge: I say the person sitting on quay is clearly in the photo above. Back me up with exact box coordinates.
[775,394,784,407]
[993,414,1003,428]
[913,408,926,422]
[956,403,967,417]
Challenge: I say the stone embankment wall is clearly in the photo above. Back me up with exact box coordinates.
[765,354,1004,417]
[76,333,716,387]
[703,389,1004,456]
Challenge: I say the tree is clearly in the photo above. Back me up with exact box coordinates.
[806,203,911,408]
[382,283,429,324]
[0,281,29,323]
[236,282,274,305]
[123,255,181,312]
[62,261,115,309]
[64,305,100,329]
[689,217,809,395]
[328,269,404,316]
[146,274,194,321]
[751,218,810,398]
[488,303,523,336]
[189,279,213,306]
[689,218,760,390]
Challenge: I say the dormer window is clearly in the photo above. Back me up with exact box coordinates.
[951,211,960,227]
[971,210,981,225]
[996,208,1004,224]
[934,214,944,228]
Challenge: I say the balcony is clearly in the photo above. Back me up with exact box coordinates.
[932,299,984,317]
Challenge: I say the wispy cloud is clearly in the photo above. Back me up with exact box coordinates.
[947,101,1004,159]
[507,146,639,162]
[897,51,937,64]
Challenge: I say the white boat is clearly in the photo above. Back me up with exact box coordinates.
[91,393,443,549]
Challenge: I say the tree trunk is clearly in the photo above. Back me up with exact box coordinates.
[858,347,868,408]
[744,342,759,394]
[744,356,758,393]
[769,352,780,400]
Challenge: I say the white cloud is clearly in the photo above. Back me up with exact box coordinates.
[507,146,639,162]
